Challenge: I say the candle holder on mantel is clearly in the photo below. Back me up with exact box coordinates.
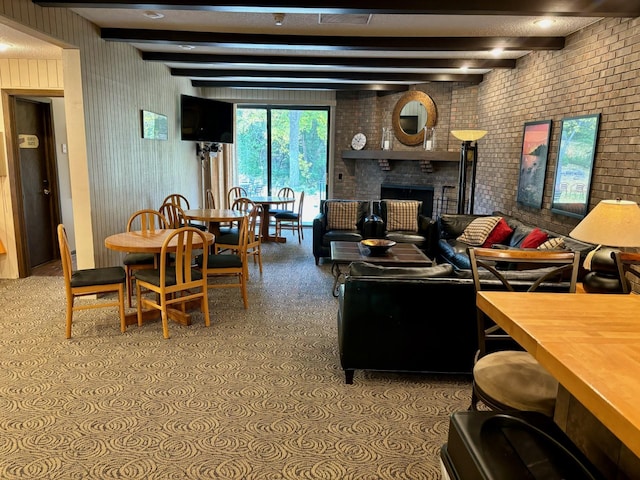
[423,126,435,151]
[381,127,393,150]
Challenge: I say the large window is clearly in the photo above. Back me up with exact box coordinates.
[236,106,328,224]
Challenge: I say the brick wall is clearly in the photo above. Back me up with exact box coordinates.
[477,16,640,235]
[332,17,640,235]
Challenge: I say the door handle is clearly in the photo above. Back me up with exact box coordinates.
[43,188,51,195]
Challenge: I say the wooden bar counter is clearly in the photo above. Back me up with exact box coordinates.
[477,291,640,477]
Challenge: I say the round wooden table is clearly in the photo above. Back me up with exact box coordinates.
[182,208,246,236]
[105,228,213,253]
[249,196,295,242]
[105,228,214,326]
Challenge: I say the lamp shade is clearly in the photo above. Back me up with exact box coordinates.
[569,199,640,247]
[451,130,488,141]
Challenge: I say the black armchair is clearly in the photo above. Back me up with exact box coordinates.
[374,199,434,250]
[312,200,380,265]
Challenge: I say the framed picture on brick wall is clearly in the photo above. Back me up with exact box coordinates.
[517,120,552,209]
[551,113,600,219]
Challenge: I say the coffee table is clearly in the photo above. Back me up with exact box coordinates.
[330,241,432,296]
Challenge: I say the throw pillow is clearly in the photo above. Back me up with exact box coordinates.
[386,200,420,232]
[509,224,535,247]
[457,216,501,246]
[521,228,549,248]
[537,237,566,250]
[482,217,514,248]
[327,201,359,230]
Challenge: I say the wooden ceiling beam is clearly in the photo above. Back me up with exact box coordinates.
[34,0,640,17]
[171,67,484,83]
[103,29,565,51]
[144,52,517,69]
[191,80,412,91]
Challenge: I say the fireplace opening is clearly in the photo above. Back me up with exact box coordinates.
[380,184,435,218]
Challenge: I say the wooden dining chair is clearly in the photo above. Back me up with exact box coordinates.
[243,203,263,277]
[613,251,640,293]
[468,247,580,417]
[57,224,127,339]
[218,196,254,238]
[162,193,190,210]
[134,227,210,339]
[197,214,249,309]
[269,187,295,233]
[123,209,169,308]
[270,187,295,215]
[215,198,262,276]
[205,189,216,209]
[161,193,206,230]
[226,186,247,208]
[159,201,187,229]
[275,191,304,243]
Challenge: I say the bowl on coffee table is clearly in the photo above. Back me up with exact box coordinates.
[360,239,396,256]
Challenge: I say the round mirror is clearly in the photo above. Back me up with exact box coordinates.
[392,91,437,146]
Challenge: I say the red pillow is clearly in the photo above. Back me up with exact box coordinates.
[521,228,549,248]
[482,218,514,247]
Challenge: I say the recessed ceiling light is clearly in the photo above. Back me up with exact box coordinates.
[534,18,555,29]
[491,48,504,57]
[273,13,285,26]
[143,11,165,20]
[179,45,195,50]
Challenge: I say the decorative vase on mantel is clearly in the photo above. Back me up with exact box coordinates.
[381,127,393,151]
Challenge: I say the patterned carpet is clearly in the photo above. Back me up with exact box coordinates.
[0,229,471,479]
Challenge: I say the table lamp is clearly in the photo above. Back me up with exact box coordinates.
[451,130,488,214]
[569,199,640,293]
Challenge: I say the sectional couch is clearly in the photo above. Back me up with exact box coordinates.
[337,212,597,384]
[430,212,595,272]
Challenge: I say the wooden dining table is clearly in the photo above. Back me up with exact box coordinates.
[476,291,640,472]
[105,228,214,326]
[249,196,295,243]
[182,208,246,237]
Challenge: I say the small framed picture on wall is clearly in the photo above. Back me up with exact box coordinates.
[141,110,168,140]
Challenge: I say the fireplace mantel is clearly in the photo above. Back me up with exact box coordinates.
[341,149,459,172]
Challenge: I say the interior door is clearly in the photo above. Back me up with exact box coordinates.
[15,98,58,268]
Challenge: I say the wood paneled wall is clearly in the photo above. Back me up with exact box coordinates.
[0,1,199,273]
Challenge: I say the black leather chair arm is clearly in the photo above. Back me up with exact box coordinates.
[312,213,327,264]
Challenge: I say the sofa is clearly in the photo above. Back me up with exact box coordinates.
[313,199,382,265]
[430,212,595,272]
[337,262,478,384]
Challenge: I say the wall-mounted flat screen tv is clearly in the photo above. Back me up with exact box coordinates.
[180,94,234,143]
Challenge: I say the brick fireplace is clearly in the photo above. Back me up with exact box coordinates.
[380,184,434,217]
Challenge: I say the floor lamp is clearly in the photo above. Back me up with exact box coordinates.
[451,130,487,214]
